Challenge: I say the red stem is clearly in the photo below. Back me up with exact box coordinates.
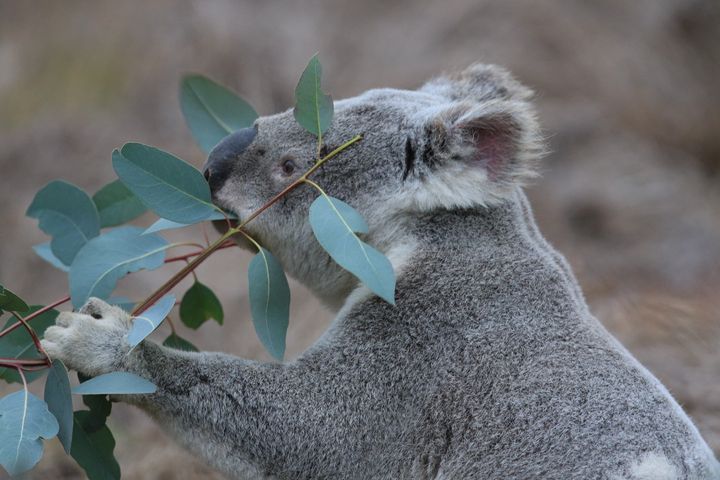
[10,311,51,367]
[0,358,49,370]
[0,295,71,338]
[0,242,237,341]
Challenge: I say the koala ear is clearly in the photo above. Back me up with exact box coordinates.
[403,99,543,210]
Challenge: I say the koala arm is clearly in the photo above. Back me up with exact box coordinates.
[40,298,378,478]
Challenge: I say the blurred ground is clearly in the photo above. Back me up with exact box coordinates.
[1,0,719,478]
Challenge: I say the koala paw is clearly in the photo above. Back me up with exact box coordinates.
[41,298,133,377]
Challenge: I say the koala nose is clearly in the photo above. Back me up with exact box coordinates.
[203,127,257,193]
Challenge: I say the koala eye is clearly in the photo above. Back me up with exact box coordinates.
[280,157,298,176]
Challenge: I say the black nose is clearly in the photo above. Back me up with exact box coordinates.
[203,127,257,193]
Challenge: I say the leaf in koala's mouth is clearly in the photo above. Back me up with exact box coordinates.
[113,144,222,224]
[143,210,236,235]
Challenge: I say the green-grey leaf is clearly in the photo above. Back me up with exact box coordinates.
[77,373,112,430]
[70,411,120,480]
[163,333,199,352]
[180,74,259,154]
[44,360,73,454]
[72,372,157,395]
[294,54,334,137]
[309,195,395,304]
[113,144,219,224]
[142,210,235,235]
[0,390,59,476]
[248,248,290,361]
[0,306,58,384]
[33,243,70,272]
[126,294,175,348]
[92,179,148,228]
[180,281,224,329]
[0,285,29,313]
[69,226,170,308]
[26,180,100,265]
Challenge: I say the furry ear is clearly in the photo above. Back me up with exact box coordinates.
[419,63,533,103]
[403,98,544,210]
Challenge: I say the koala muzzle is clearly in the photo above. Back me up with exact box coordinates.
[203,126,257,194]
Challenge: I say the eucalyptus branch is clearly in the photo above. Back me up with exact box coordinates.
[131,134,362,316]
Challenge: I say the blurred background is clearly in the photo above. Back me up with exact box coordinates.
[1,0,719,478]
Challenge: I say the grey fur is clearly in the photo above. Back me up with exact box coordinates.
[42,64,718,479]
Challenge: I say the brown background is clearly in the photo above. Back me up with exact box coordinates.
[1,0,719,478]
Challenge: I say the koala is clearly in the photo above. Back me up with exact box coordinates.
[42,64,719,479]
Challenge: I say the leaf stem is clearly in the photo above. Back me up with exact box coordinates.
[239,230,262,253]
[301,178,327,196]
[18,366,27,390]
[166,315,178,335]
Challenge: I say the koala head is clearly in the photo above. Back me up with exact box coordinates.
[205,64,544,309]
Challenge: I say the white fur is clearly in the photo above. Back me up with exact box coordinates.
[630,453,679,480]
[610,452,679,480]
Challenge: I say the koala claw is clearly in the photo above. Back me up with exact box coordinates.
[41,298,133,377]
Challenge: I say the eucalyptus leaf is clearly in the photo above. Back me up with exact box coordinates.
[33,243,70,272]
[69,226,170,308]
[127,294,176,348]
[180,74,258,154]
[0,284,29,313]
[163,333,199,352]
[309,195,395,304]
[70,411,121,480]
[72,372,157,395]
[294,54,334,137]
[77,373,112,430]
[113,144,219,224]
[180,282,223,329]
[93,179,148,228]
[44,360,73,454]
[0,306,59,384]
[143,218,191,235]
[26,180,100,265]
[248,248,290,361]
[143,210,235,235]
[0,390,59,476]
